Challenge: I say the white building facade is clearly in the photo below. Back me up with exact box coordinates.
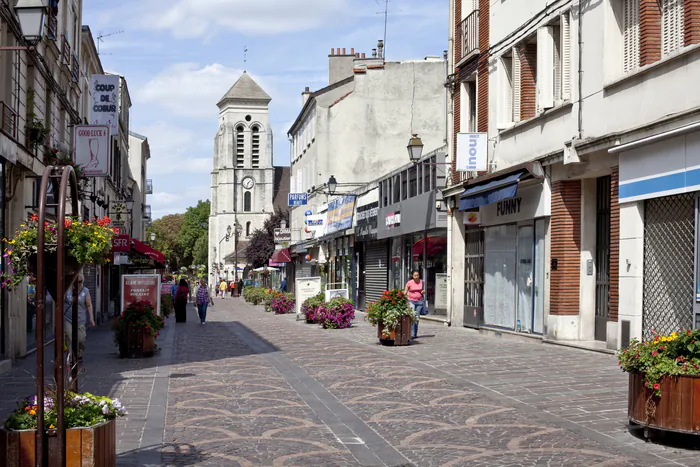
[444,0,700,349]
[209,72,276,281]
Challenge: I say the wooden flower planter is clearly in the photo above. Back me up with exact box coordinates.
[378,315,412,346]
[0,419,116,467]
[628,373,700,434]
[118,325,155,358]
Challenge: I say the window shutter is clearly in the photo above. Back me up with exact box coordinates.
[662,0,684,55]
[512,48,521,122]
[623,0,640,72]
[560,13,571,101]
[497,57,514,129]
[537,26,555,112]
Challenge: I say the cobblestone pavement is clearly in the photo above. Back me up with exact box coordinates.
[3,299,700,466]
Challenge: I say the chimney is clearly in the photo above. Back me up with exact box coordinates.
[330,48,334,55]
[329,48,356,85]
[372,48,377,58]
[342,47,346,55]
[377,40,384,59]
[336,47,340,55]
[302,86,312,106]
[362,53,366,58]
[351,48,355,55]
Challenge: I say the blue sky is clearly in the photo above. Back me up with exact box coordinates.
[82,0,448,219]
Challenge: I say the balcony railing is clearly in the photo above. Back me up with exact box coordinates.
[61,35,71,64]
[0,102,17,139]
[47,14,58,41]
[71,51,79,83]
[143,205,152,219]
[145,179,153,194]
[457,9,480,65]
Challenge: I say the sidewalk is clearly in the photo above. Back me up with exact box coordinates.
[0,304,179,466]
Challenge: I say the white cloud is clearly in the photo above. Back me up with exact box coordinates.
[137,121,212,175]
[129,0,349,38]
[151,186,210,220]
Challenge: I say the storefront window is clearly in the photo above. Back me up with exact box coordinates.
[484,224,518,329]
[425,233,447,315]
[391,238,402,290]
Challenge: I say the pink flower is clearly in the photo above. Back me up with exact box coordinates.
[653,383,660,390]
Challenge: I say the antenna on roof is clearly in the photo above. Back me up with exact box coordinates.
[96,30,124,55]
[375,0,389,59]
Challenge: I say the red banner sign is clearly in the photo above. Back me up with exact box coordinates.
[112,235,130,252]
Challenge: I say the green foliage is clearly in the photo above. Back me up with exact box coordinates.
[302,292,325,322]
[243,286,275,306]
[366,289,416,338]
[111,300,165,344]
[5,392,127,431]
[147,214,186,269]
[178,200,210,261]
[192,235,208,266]
[160,293,174,318]
[618,329,700,396]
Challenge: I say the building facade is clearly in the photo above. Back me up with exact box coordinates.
[209,72,276,281]
[444,0,700,349]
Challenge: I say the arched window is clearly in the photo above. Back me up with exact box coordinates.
[246,221,251,237]
[236,125,245,167]
[251,126,260,168]
[244,191,252,212]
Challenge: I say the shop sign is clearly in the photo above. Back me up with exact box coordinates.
[274,228,292,243]
[456,133,487,172]
[121,274,161,316]
[325,289,349,301]
[288,193,308,206]
[294,277,322,316]
[480,183,550,225]
[305,214,325,236]
[89,75,119,136]
[326,196,356,234]
[463,211,481,225]
[434,274,448,311]
[355,202,379,240]
[73,125,110,177]
[385,211,401,228]
[112,234,130,252]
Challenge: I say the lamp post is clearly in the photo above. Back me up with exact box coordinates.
[407,133,424,162]
[233,220,242,297]
[149,232,156,244]
[0,0,48,51]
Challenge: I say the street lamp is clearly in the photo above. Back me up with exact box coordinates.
[226,224,232,240]
[233,220,243,296]
[14,0,48,45]
[407,134,424,162]
[327,175,338,195]
[149,232,156,243]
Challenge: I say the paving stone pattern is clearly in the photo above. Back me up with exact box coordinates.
[2,300,700,466]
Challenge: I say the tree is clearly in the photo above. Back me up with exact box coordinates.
[147,214,186,269]
[246,208,289,268]
[178,200,210,265]
[192,235,208,266]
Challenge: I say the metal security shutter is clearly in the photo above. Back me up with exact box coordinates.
[297,263,312,279]
[365,241,388,305]
[642,194,694,339]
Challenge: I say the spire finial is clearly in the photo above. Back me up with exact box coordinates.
[244,46,248,71]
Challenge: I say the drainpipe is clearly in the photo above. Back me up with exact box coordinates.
[577,0,583,139]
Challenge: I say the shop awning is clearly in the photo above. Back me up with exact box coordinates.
[459,170,526,211]
[413,236,447,257]
[131,239,165,266]
[270,248,292,264]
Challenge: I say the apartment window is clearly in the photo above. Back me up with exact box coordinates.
[382,180,389,207]
[460,80,477,132]
[244,191,252,212]
[392,175,401,204]
[246,221,251,237]
[236,125,244,167]
[409,166,417,198]
[461,0,478,19]
[499,14,570,126]
[252,126,260,168]
[296,168,302,193]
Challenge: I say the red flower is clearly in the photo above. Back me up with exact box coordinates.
[29,214,38,221]
[653,383,660,390]
[652,351,658,356]
[659,346,664,350]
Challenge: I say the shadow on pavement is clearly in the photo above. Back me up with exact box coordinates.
[116,442,207,466]
[628,424,700,450]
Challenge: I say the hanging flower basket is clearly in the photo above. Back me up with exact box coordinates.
[2,215,115,293]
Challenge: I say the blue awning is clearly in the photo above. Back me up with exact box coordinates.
[459,170,526,211]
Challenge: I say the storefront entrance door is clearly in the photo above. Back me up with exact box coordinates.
[516,225,534,332]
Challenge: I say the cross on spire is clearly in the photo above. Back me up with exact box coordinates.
[244,46,248,71]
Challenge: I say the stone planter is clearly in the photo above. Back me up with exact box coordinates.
[118,325,155,358]
[377,315,412,346]
[0,419,116,467]
[628,373,700,434]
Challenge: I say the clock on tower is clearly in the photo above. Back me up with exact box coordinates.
[241,177,255,189]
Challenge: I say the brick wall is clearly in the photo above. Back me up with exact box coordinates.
[477,0,489,134]
[609,168,620,322]
[452,80,461,185]
[685,0,700,46]
[640,0,661,66]
[550,180,581,316]
[518,44,537,121]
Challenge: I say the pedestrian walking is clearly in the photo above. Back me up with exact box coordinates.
[230,279,236,297]
[196,279,210,324]
[170,280,178,300]
[63,275,96,364]
[238,278,244,296]
[404,270,426,339]
[280,278,287,292]
[174,278,189,323]
[219,279,227,298]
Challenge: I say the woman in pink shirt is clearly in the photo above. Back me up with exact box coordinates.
[404,270,426,339]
